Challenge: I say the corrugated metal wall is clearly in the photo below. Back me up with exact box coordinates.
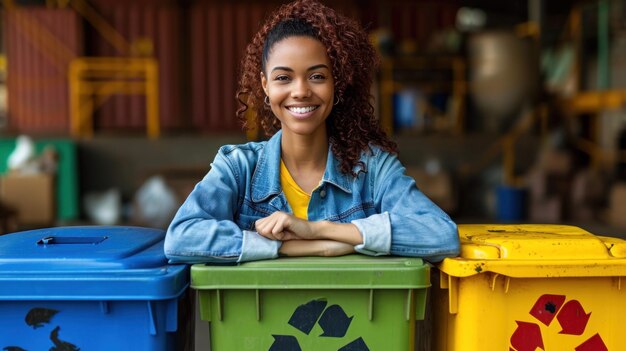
[3,0,456,135]
[189,0,360,133]
[367,1,459,51]
[88,0,362,134]
[4,8,82,134]
[90,0,183,132]
[190,1,274,132]
[88,0,286,133]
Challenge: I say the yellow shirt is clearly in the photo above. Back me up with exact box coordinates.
[280,159,311,220]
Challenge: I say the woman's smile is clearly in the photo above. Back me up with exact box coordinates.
[286,105,320,118]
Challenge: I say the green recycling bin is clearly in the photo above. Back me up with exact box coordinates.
[191,255,430,350]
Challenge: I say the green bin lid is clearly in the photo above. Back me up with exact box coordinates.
[191,255,429,290]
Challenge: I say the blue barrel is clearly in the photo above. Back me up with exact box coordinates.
[496,185,528,222]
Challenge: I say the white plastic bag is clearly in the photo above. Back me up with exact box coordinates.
[7,135,37,173]
[84,188,122,226]
[133,175,179,228]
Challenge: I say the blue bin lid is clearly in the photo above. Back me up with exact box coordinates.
[0,226,188,300]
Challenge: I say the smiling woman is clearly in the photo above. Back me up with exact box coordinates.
[164,0,460,264]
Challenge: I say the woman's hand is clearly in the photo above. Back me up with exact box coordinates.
[255,211,316,241]
[255,212,356,257]
[255,211,363,248]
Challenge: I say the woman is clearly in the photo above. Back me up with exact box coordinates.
[165,0,459,263]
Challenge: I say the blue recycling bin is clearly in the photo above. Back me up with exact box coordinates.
[0,226,190,351]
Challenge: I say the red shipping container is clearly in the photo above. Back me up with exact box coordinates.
[188,0,361,133]
[189,0,280,133]
[90,0,183,133]
[5,8,82,135]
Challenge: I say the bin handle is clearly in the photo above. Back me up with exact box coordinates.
[37,236,109,245]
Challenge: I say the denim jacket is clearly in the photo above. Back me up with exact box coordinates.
[165,130,459,263]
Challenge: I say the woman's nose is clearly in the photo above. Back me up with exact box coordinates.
[291,80,311,98]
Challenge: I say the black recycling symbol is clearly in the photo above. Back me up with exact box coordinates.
[269,299,370,351]
[25,308,59,329]
[269,336,302,351]
[2,307,80,351]
[287,299,327,335]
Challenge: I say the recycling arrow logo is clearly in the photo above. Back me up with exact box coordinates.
[509,294,608,351]
[2,307,80,351]
[268,299,369,351]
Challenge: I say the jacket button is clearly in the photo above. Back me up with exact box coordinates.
[320,189,327,198]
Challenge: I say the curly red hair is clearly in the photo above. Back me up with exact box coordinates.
[236,0,397,176]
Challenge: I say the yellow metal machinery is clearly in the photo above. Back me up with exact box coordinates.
[69,57,160,138]
[478,3,626,184]
[559,2,626,169]
[67,0,160,138]
[2,0,160,138]
[562,91,626,168]
[458,1,626,186]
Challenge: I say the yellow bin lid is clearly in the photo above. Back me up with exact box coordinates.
[439,224,626,278]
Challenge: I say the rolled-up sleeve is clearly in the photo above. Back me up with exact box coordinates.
[238,230,282,262]
[371,149,460,262]
[351,212,391,256]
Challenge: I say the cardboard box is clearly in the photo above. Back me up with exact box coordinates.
[0,173,55,226]
[0,199,17,235]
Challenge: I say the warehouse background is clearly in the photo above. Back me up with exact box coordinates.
[0,0,625,238]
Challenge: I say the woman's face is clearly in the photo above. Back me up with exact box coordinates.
[261,36,334,139]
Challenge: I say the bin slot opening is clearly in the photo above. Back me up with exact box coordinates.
[37,236,109,245]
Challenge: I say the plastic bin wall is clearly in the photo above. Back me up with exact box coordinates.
[432,224,626,351]
[0,226,190,351]
[192,255,430,350]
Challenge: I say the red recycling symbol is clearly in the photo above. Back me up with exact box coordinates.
[509,294,608,351]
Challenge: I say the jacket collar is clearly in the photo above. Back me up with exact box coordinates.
[251,131,283,202]
[251,130,354,203]
[322,145,353,193]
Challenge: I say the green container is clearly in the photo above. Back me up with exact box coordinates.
[0,138,78,221]
[192,255,430,350]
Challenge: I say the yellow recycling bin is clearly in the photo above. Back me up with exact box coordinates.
[432,224,626,351]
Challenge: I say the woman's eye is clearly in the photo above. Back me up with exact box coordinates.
[274,75,290,81]
[310,73,325,80]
